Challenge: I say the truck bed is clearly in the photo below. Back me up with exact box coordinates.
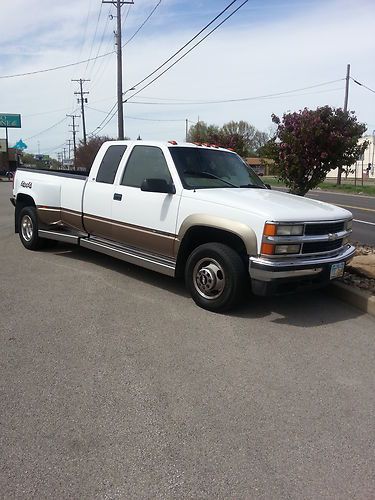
[17,167,89,180]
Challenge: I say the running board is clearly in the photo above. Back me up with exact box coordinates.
[38,230,79,244]
[80,238,176,277]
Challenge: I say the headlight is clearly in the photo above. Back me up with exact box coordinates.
[263,223,304,236]
[276,224,304,236]
[346,219,353,231]
[274,244,301,254]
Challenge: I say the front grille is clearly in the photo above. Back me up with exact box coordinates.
[302,239,343,254]
[305,221,345,235]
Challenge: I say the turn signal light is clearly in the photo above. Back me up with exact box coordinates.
[263,223,277,236]
[261,243,275,255]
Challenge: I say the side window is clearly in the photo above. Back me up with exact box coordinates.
[121,145,172,188]
[96,145,127,184]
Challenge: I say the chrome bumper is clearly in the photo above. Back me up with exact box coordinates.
[249,244,356,282]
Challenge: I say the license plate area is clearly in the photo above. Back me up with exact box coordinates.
[330,262,345,280]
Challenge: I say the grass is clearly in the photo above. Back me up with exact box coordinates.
[262,177,375,196]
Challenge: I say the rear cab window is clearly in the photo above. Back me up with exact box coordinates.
[96,145,127,184]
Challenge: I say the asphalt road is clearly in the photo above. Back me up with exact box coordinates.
[304,190,375,246]
[1,181,375,499]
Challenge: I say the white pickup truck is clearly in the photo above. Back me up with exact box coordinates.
[11,140,355,311]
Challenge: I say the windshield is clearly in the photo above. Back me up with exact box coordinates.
[169,147,266,189]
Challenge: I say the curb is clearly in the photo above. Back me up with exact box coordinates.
[330,281,375,317]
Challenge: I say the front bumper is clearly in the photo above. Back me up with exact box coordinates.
[249,244,356,296]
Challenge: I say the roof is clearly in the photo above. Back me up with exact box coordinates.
[245,157,274,165]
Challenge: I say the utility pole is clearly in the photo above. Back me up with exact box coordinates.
[337,64,351,185]
[72,79,90,145]
[185,119,189,142]
[66,139,72,161]
[67,114,80,169]
[102,0,134,140]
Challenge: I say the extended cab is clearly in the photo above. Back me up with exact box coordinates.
[11,140,355,311]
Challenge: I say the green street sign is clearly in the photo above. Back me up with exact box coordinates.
[0,113,21,128]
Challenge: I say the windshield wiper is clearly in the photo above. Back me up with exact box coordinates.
[183,170,239,188]
[239,184,266,189]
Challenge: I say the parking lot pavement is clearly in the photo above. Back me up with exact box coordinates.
[1,182,375,499]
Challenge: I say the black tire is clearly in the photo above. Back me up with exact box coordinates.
[185,242,247,312]
[18,206,47,250]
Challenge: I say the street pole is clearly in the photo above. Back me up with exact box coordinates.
[185,119,188,142]
[337,64,350,185]
[72,78,90,145]
[102,0,134,140]
[5,125,9,171]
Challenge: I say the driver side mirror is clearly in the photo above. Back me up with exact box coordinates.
[265,183,271,189]
[141,178,176,194]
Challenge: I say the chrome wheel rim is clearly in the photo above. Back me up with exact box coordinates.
[192,257,226,300]
[21,215,33,242]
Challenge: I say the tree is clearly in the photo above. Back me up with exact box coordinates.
[261,106,367,196]
[187,120,268,157]
[75,135,116,170]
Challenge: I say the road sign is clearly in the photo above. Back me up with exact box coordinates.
[14,139,27,150]
[0,114,21,128]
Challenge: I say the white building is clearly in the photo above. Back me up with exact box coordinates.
[327,134,375,180]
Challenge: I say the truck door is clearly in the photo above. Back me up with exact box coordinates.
[83,144,127,240]
[111,145,181,259]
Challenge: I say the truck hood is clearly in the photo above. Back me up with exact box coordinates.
[185,187,352,221]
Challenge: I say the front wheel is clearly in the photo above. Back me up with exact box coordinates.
[18,206,47,250]
[185,243,247,312]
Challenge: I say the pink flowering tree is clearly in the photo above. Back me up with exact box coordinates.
[261,106,367,195]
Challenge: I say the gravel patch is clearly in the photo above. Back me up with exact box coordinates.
[340,243,375,295]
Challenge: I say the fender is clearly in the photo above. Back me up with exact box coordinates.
[175,213,258,256]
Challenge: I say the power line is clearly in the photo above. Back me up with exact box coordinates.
[124,0,249,102]
[124,80,344,105]
[351,77,375,95]
[0,50,115,79]
[91,0,160,89]
[78,0,94,64]
[90,0,244,135]
[84,2,104,75]
[90,79,344,136]
[125,0,239,93]
[24,116,68,141]
[87,106,186,121]
[122,0,161,48]
[89,6,114,83]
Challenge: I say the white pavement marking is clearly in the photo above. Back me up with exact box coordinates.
[353,219,375,226]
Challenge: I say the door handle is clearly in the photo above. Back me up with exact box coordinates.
[113,193,122,201]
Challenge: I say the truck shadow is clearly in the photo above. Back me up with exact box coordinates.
[50,244,364,328]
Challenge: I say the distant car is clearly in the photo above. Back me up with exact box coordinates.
[6,171,14,181]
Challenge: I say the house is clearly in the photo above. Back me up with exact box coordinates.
[245,157,274,176]
[327,135,375,180]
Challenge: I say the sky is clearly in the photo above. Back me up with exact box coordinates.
[1,0,375,158]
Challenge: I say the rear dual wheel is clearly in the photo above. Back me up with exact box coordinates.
[19,206,48,250]
[185,243,247,312]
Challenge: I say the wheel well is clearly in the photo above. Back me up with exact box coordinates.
[175,226,248,278]
[15,194,36,233]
